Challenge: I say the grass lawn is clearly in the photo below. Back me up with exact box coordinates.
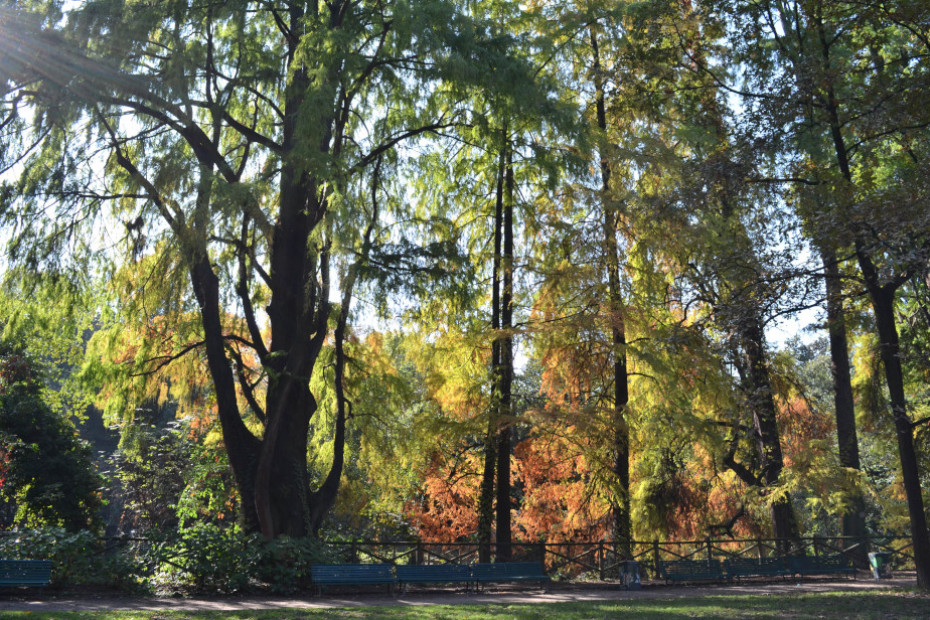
[2,591,929,619]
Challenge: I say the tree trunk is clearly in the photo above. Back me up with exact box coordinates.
[478,135,508,563]
[739,317,800,545]
[820,245,867,563]
[495,138,514,563]
[477,412,497,563]
[190,255,262,531]
[857,250,930,589]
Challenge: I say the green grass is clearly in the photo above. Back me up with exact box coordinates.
[2,591,929,620]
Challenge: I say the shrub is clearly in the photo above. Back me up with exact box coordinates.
[0,356,103,532]
[145,524,336,594]
[0,528,145,588]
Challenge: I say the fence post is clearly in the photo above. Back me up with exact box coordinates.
[705,537,713,567]
[757,537,764,560]
[653,539,661,578]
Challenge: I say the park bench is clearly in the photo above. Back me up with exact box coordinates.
[395,563,472,592]
[310,563,396,594]
[658,559,725,583]
[723,557,790,581]
[0,560,53,588]
[472,561,550,591]
[787,554,856,579]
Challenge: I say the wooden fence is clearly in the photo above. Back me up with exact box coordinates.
[325,534,916,579]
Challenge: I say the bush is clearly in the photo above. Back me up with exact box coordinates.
[0,524,337,593]
[146,524,336,594]
[253,535,336,593]
[0,356,104,532]
[0,528,144,588]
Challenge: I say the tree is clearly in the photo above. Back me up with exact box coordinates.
[710,0,930,586]
[0,0,558,538]
[0,352,103,531]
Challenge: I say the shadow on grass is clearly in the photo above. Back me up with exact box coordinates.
[2,589,929,619]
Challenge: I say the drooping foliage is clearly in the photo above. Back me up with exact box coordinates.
[0,0,928,591]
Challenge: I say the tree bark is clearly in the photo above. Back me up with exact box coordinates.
[820,245,867,562]
[478,134,508,563]
[495,137,514,563]
[739,317,800,545]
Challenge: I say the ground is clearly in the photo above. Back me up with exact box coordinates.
[0,574,918,613]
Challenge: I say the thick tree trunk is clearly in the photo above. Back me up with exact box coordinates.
[249,1,348,539]
[590,27,631,556]
[820,246,867,562]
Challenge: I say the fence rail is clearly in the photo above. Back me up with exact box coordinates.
[325,535,916,579]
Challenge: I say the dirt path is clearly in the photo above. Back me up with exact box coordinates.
[0,576,917,613]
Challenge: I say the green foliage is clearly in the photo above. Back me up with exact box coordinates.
[0,528,141,588]
[0,525,336,593]
[109,419,238,535]
[146,524,335,594]
[0,355,104,532]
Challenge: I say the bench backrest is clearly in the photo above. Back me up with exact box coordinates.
[310,564,395,583]
[724,557,786,569]
[788,555,852,572]
[473,561,546,580]
[661,559,723,576]
[396,564,471,581]
[0,560,53,586]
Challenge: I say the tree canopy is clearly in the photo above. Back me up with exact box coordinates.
[1,0,928,590]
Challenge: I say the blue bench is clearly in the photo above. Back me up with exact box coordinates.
[788,554,856,578]
[724,557,790,581]
[310,564,396,594]
[659,559,725,583]
[396,564,472,591]
[0,560,53,587]
[472,561,550,591]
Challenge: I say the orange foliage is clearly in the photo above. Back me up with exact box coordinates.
[777,395,834,469]
[406,450,480,542]
[513,434,608,542]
